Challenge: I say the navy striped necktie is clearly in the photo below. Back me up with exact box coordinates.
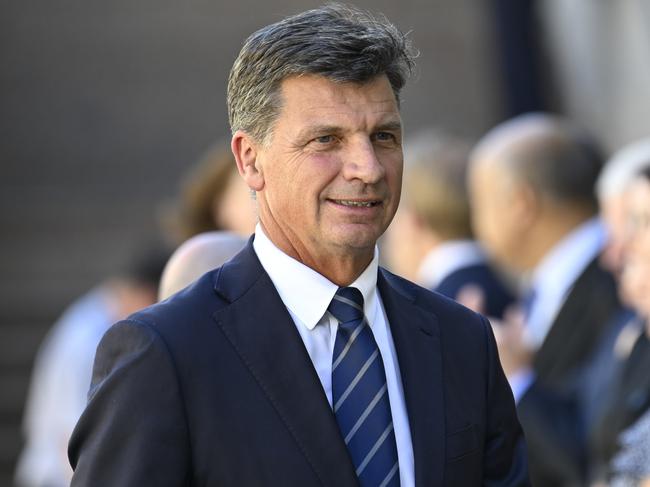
[328,287,400,487]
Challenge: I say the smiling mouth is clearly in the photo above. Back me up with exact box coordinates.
[330,199,382,208]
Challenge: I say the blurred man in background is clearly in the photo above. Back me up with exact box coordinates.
[588,164,650,485]
[574,138,650,448]
[158,231,247,301]
[468,113,619,390]
[596,138,650,278]
[385,128,514,318]
[468,113,622,486]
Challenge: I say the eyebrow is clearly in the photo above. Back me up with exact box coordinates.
[296,120,403,141]
[374,120,403,133]
[297,125,343,140]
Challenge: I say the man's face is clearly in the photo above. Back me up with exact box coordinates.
[250,74,403,264]
[621,179,650,315]
[600,193,630,275]
[468,159,526,270]
[626,178,650,260]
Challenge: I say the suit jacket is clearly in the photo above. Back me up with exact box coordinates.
[533,258,622,390]
[434,263,514,319]
[576,309,638,430]
[517,258,623,486]
[589,330,650,480]
[517,382,585,487]
[69,242,529,486]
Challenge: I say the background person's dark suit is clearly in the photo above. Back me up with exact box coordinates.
[516,381,585,487]
[589,330,650,479]
[516,257,623,485]
[69,242,529,486]
[434,262,514,319]
[533,257,622,390]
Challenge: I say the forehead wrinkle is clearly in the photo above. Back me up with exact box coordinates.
[281,75,398,110]
[297,102,400,127]
[297,96,398,115]
[276,75,401,142]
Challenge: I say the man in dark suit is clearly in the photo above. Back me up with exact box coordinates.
[588,167,650,483]
[384,128,514,319]
[68,6,529,486]
[468,113,622,486]
[468,113,621,390]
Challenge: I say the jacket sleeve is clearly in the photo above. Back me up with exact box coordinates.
[517,380,586,485]
[481,316,532,486]
[68,319,191,486]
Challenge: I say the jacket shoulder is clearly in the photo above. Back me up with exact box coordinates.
[128,269,225,336]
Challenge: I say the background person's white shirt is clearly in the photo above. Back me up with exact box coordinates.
[416,239,487,289]
[15,288,115,487]
[253,224,415,487]
[509,218,605,401]
[524,217,606,349]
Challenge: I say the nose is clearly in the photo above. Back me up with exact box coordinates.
[342,138,387,184]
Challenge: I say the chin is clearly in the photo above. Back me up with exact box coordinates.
[335,233,381,252]
[325,221,387,251]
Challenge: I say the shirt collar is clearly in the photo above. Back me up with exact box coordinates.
[524,217,606,347]
[416,239,486,289]
[252,224,379,330]
[530,217,605,295]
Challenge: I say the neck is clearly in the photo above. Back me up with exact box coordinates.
[311,254,374,287]
[520,204,594,271]
[259,222,374,286]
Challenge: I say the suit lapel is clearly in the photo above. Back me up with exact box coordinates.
[212,244,358,487]
[534,258,620,385]
[378,269,445,487]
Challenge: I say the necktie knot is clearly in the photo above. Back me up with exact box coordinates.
[328,287,364,324]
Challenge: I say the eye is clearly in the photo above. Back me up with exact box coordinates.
[315,135,335,144]
[309,134,340,150]
[372,131,397,143]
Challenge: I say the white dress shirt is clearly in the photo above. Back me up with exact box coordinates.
[253,225,415,487]
[524,217,606,349]
[507,218,605,401]
[507,368,536,404]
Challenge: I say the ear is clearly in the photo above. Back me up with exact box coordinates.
[231,130,265,192]
[511,181,540,228]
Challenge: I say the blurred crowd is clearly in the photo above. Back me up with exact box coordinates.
[15,115,650,487]
[386,116,650,487]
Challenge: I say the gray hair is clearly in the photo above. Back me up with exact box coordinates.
[596,138,650,201]
[471,112,603,209]
[227,3,416,144]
